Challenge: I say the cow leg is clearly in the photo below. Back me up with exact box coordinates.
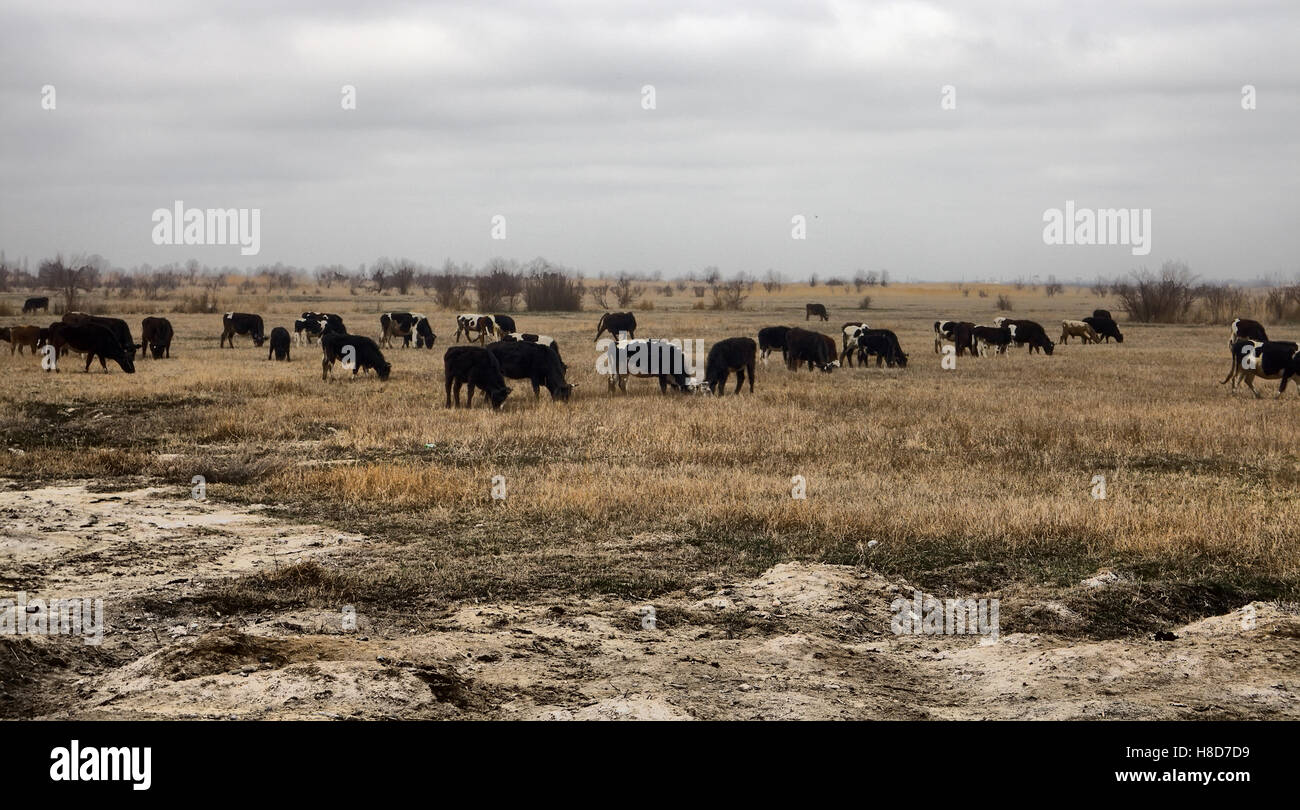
[321,357,332,380]
[733,369,745,395]
[445,376,454,408]
[84,353,93,372]
[466,385,476,408]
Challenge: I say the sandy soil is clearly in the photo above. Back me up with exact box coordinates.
[3,482,1297,720]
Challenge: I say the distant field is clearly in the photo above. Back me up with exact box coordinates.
[2,281,1299,719]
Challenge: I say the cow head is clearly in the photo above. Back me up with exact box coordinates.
[819,361,838,373]
[489,385,512,409]
[895,352,909,368]
[376,361,392,381]
[150,343,166,359]
[1042,339,1055,355]
[252,333,267,347]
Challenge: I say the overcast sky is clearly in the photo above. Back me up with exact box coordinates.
[1,0,1296,282]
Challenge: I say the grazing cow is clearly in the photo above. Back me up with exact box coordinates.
[1229,318,1268,347]
[840,321,870,363]
[1083,316,1124,344]
[140,317,174,359]
[295,312,345,345]
[499,332,563,367]
[36,325,69,357]
[852,329,909,367]
[268,326,291,361]
[63,313,140,359]
[934,320,977,356]
[1222,339,1300,397]
[492,314,517,334]
[2,325,41,355]
[704,337,757,396]
[594,311,637,342]
[454,313,496,344]
[972,325,1013,356]
[321,332,391,381]
[602,338,694,393]
[486,340,572,402]
[756,326,791,365]
[1059,319,1100,345]
[805,303,829,321]
[1003,320,1055,354]
[220,312,266,348]
[22,296,49,314]
[294,317,324,344]
[46,323,135,373]
[444,346,512,408]
[785,328,838,372]
[380,312,434,349]
[1092,309,1112,320]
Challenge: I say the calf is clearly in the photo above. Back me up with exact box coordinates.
[934,320,977,356]
[444,346,512,408]
[594,311,637,342]
[1228,318,1268,347]
[486,340,572,402]
[321,332,391,381]
[140,316,174,359]
[2,325,41,355]
[220,312,266,348]
[805,303,829,321]
[63,312,140,358]
[602,338,693,393]
[756,326,791,365]
[22,296,49,314]
[840,321,870,365]
[1222,339,1300,397]
[852,329,908,367]
[972,325,1013,356]
[454,313,496,344]
[1004,319,1055,354]
[704,337,757,396]
[785,328,838,372]
[1059,319,1099,345]
[1083,316,1124,344]
[268,326,291,361]
[46,323,135,373]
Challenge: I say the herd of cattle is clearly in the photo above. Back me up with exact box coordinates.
[3,294,1300,405]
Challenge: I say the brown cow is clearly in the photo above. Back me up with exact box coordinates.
[2,325,41,355]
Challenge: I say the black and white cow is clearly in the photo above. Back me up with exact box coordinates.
[1228,318,1268,347]
[46,323,135,373]
[498,332,563,368]
[805,303,829,321]
[22,296,49,314]
[934,320,977,356]
[444,346,512,408]
[321,332,391,381]
[785,328,838,372]
[840,321,870,364]
[454,313,496,344]
[268,326,291,361]
[295,312,345,345]
[220,312,266,348]
[972,325,1013,356]
[602,338,693,393]
[380,312,434,348]
[1083,316,1124,344]
[704,337,757,396]
[1220,339,1300,397]
[594,311,637,342]
[756,326,791,365]
[852,329,909,367]
[491,314,517,334]
[486,340,573,402]
[1003,319,1055,354]
[140,316,173,359]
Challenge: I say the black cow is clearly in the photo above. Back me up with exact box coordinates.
[321,332,390,381]
[1222,339,1300,397]
[1004,320,1055,354]
[499,332,563,368]
[934,320,977,357]
[805,303,829,321]
[757,326,791,364]
[972,325,1013,356]
[602,338,694,393]
[63,313,140,359]
[492,314,517,334]
[704,337,757,396]
[1092,309,1112,320]
[1229,318,1268,346]
[852,329,908,367]
[221,312,266,347]
[268,326,291,361]
[22,296,49,314]
[140,316,173,359]
[785,328,837,372]
[1083,316,1124,344]
[486,340,572,402]
[380,311,434,349]
[444,346,512,408]
[46,323,135,373]
[594,311,637,342]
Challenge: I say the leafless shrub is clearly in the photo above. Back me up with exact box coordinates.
[1111,261,1197,323]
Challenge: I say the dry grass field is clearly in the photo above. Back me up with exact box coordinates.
[2,281,1299,720]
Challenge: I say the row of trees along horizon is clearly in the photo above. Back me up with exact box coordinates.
[1,253,1298,324]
